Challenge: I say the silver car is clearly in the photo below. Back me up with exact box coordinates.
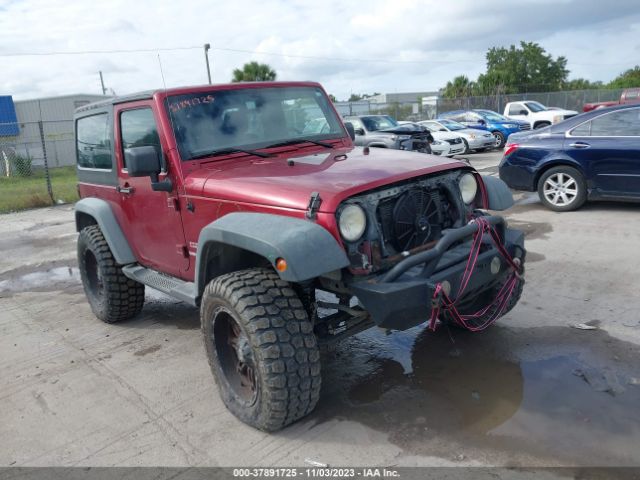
[418,119,495,153]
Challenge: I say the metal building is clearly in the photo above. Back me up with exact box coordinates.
[2,94,109,168]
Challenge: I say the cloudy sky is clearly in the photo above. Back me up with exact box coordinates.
[1,0,639,101]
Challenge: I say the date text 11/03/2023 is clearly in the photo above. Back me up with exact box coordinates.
[232,468,401,478]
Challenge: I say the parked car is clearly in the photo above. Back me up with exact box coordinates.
[504,101,577,129]
[583,88,640,112]
[73,82,525,431]
[398,121,464,156]
[438,109,530,149]
[499,104,640,211]
[344,115,441,154]
[418,119,495,153]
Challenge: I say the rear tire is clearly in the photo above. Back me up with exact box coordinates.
[492,131,506,149]
[77,225,145,323]
[537,166,587,212]
[201,268,321,431]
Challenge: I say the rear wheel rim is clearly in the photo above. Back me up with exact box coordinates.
[543,172,578,206]
[83,250,104,301]
[211,307,259,406]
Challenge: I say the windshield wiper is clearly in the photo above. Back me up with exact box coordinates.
[265,139,334,149]
[190,148,274,160]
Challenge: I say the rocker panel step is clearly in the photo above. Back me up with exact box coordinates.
[122,265,198,306]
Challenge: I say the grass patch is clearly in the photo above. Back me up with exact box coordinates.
[0,166,79,214]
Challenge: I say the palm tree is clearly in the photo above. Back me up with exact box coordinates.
[442,75,476,98]
[231,62,277,82]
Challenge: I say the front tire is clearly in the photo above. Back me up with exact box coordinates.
[77,225,145,323]
[201,268,321,431]
[461,138,469,154]
[537,166,587,212]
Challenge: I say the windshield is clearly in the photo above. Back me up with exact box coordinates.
[525,101,547,112]
[437,119,465,131]
[166,86,345,160]
[476,110,511,122]
[361,115,398,131]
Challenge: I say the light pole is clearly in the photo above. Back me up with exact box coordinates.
[204,43,212,84]
[99,71,107,95]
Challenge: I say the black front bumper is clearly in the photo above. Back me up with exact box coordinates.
[349,216,525,330]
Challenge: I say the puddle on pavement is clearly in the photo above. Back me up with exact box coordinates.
[315,325,640,466]
[0,266,80,294]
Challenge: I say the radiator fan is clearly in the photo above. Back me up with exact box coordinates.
[392,188,441,252]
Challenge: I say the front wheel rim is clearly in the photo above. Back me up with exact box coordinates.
[543,172,578,206]
[211,307,259,406]
[493,133,502,147]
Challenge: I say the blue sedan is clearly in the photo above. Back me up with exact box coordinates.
[438,109,530,149]
[499,104,640,211]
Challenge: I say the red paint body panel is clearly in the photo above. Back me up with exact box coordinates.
[77,81,469,282]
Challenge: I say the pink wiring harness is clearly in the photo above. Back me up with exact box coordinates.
[428,215,524,332]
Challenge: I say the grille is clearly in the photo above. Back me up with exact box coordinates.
[445,138,462,145]
[519,124,531,131]
[378,187,451,252]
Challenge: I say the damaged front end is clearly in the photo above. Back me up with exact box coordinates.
[331,169,525,332]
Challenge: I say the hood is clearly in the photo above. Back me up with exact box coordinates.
[184,146,467,213]
[431,131,462,141]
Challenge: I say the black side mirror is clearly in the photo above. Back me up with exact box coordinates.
[344,122,356,141]
[519,110,529,116]
[124,146,172,192]
[355,128,365,136]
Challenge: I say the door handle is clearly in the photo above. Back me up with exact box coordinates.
[116,185,134,194]
[569,142,590,149]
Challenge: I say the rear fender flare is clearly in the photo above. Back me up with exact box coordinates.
[74,198,136,265]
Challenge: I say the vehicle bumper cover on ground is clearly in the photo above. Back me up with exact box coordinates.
[350,216,525,330]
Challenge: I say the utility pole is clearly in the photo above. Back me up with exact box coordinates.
[204,43,212,84]
[99,71,107,95]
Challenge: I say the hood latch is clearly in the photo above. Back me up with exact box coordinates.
[306,192,322,220]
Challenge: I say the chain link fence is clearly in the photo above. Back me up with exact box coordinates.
[0,120,78,213]
[434,88,625,117]
[334,88,626,123]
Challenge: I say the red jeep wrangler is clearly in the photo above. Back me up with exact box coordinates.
[74,82,525,431]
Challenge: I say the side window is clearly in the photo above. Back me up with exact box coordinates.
[120,108,160,167]
[590,109,640,136]
[348,118,365,132]
[570,121,591,136]
[451,114,466,122]
[465,112,481,123]
[76,113,112,170]
[509,103,525,115]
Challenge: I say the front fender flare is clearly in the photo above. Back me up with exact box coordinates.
[195,212,349,293]
[74,198,136,265]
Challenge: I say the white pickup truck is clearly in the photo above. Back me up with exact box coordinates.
[503,101,578,130]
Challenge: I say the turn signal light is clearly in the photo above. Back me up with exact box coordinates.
[275,258,287,272]
[503,143,519,157]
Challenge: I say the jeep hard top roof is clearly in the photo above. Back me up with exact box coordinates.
[75,81,324,114]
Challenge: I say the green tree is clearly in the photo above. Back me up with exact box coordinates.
[442,75,476,98]
[563,78,603,90]
[441,41,570,96]
[608,66,640,89]
[231,62,277,82]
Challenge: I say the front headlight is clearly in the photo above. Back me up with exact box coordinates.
[459,173,478,204]
[338,204,367,242]
[553,115,562,123]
